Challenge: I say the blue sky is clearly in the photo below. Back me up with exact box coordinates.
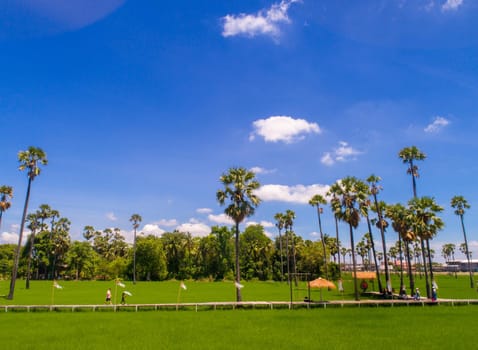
[1,0,478,261]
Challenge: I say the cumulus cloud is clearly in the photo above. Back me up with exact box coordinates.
[255,184,330,204]
[1,232,18,244]
[442,0,464,11]
[424,116,450,133]
[175,220,211,237]
[250,166,276,175]
[321,141,362,166]
[249,116,321,143]
[222,0,300,39]
[196,208,213,214]
[246,220,275,228]
[141,224,165,237]
[106,212,117,221]
[208,213,235,225]
[154,219,178,227]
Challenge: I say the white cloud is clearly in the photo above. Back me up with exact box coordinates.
[321,141,362,166]
[255,184,330,204]
[208,213,235,225]
[246,220,275,228]
[250,166,276,175]
[442,0,463,11]
[1,232,18,244]
[196,208,213,214]
[222,0,300,39]
[249,116,321,143]
[424,116,450,133]
[154,219,178,227]
[106,212,117,221]
[175,221,211,237]
[141,224,165,237]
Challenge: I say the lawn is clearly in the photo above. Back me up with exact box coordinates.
[1,272,477,305]
[0,307,477,349]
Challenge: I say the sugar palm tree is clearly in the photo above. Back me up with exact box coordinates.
[274,212,286,282]
[25,213,40,289]
[0,185,13,230]
[284,209,298,286]
[398,146,426,198]
[360,201,382,292]
[130,214,142,284]
[327,189,342,277]
[366,175,391,292]
[330,177,368,300]
[309,194,328,280]
[450,195,473,288]
[407,196,444,298]
[385,203,414,293]
[216,167,261,302]
[8,146,48,300]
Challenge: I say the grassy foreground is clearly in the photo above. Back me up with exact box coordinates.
[1,307,477,349]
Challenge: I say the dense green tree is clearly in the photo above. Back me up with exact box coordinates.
[0,244,15,278]
[8,146,48,300]
[450,195,473,288]
[240,225,273,280]
[65,241,99,280]
[134,235,167,281]
[0,185,13,230]
[216,167,261,302]
[25,213,40,289]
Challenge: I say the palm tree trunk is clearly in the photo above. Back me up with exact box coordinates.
[133,228,137,284]
[234,222,242,302]
[460,215,474,288]
[26,231,36,289]
[317,208,328,280]
[398,235,404,291]
[349,224,359,301]
[404,240,415,295]
[7,177,32,300]
[278,230,284,282]
[426,239,434,291]
[366,216,382,292]
[335,217,341,278]
[420,239,431,298]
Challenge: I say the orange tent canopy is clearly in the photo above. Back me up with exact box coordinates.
[308,278,336,289]
[353,271,377,279]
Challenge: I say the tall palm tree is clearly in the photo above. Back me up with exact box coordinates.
[360,202,382,292]
[25,213,40,289]
[398,146,426,198]
[330,177,368,301]
[274,212,286,282]
[0,185,13,230]
[130,214,142,284]
[216,167,261,302]
[327,189,342,277]
[407,196,444,298]
[366,175,391,292]
[385,203,414,294]
[8,146,47,300]
[451,195,473,288]
[309,194,328,280]
[284,209,298,286]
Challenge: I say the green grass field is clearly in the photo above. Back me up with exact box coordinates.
[1,272,477,305]
[1,307,477,349]
[1,274,477,349]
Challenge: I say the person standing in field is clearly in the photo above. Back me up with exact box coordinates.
[106,288,112,304]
